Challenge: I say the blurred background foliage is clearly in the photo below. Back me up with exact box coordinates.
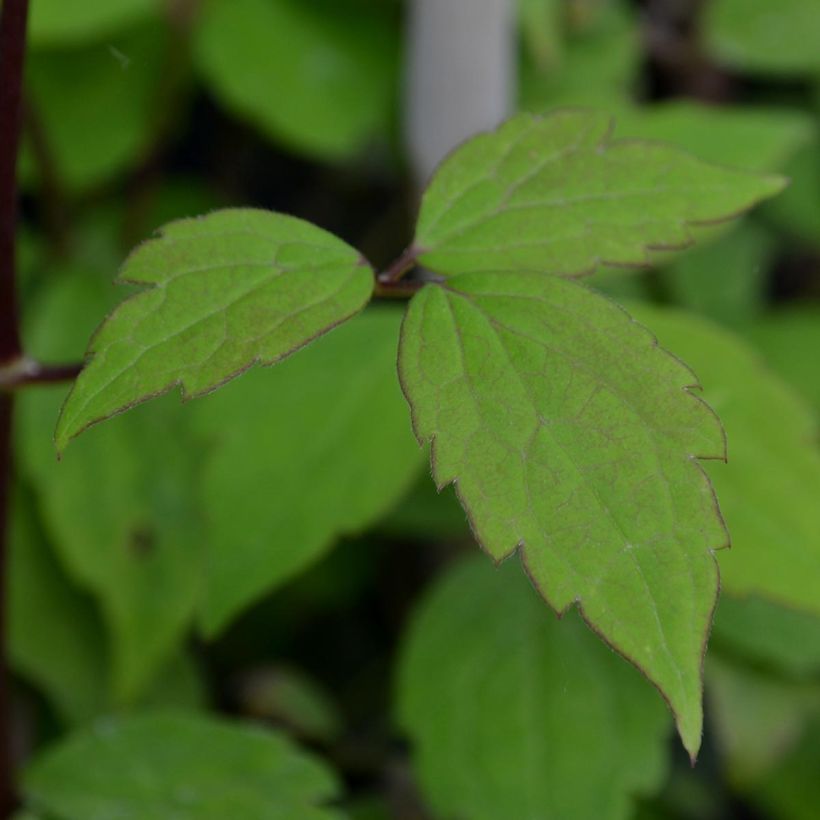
[8,0,820,818]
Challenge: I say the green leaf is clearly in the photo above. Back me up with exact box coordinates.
[28,0,159,47]
[8,487,108,724]
[747,719,820,820]
[743,307,820,413]
[18,270,202,701]
[22,712,344,820]
[707,656,820,787]
[520,0,639,110]
[613,102,813,173]
[762,142,820,247]
[661,221,776,325]
[193,0,398,160]
[22,24,169,192]
[399,273,727,757]
[55,209,374,451]
[712,596,820,679]
[518,0,563,73]
[397,557,670,820]
[412,110,785,278]
[704,0,820,75]
[628,304,820,620]
[10,478,205,724]
[191,308,422,634]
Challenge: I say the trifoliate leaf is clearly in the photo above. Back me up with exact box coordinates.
[399,273,727,757]
[412,110,785,277]
[704,0,820,75]
[55,209,374,451]
[194,0,398,160]
[628,304,820,620]
[28,0,159,47]
[192,308,422,635]
[397,558,670,820]
[22,712,344,820]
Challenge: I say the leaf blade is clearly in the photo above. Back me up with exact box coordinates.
[414,110,785,277]
[398,557,670,820]
[22,712,343,820]
[399,273,727,756]
[55,209,374,451]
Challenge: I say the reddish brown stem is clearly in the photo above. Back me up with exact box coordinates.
[377,246,419,285]
[0,0,28,366]
[0,359,83,390]
[0,0,30,812]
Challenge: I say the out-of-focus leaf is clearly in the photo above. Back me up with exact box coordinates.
[628,304,820,619]
[413,110,785,277]
[22,24,168,192]
[10,479,206,721]
[55,209,374,451]
[762,142,820,246]
[401,273,727,756]
[27,0,159,47]
[707,656,820,786]
[703,0,820,75]
[194,0,398,160]
[613,102,813,173]
[398,558,670,820]
[520,0,638,109]
[748,719,820,820]
[661,221,776,324]
[238,666,342,743]
[712,595,820,678]
[743,307,820,412]
[9,488,107,724]
[518,0,563,72]
[18,270,203,702]
[22,712,344,820]
[192,307,422,635]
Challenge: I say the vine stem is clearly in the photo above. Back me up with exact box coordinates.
[0,0,30,812]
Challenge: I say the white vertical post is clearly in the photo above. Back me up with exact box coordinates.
[405,0,517,186]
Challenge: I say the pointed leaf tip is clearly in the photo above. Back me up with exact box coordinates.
[399,273,726,754]
[55,208,374,451]
[415,109,787,278]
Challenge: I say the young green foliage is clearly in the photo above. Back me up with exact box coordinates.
[398,558,670,820]
[412,110,784,276]
[56,209,373,451]
[22,712,343,820]
[399,272,726,756]
[53,110,787,758]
